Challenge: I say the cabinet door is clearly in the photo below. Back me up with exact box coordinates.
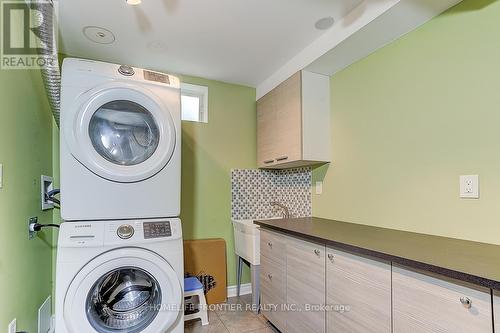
[257,91,277,167]
[326,249,391,333]
[393,266,492,333]
[274,71,302,165]
[493,291,500,333]
[286,236,326,333]
[260,255,286,332]
[260,256,286,302]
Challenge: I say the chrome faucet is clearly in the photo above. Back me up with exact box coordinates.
[270,202,291,219]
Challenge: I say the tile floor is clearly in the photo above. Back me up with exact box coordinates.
[184,294,280,333]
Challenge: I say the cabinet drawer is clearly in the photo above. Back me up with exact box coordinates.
[327,248,391,333]
[260,255,285,301]
[261,291,286,332]
[286,236,326,333]
[393,265,492,333]
[260,229,286,264]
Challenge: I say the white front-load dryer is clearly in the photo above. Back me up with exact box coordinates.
[55,218,184,333]
[60,58,181,221]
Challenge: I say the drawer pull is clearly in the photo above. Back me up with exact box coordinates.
[314,249,321,256]
[264,160,274,164]
[460,297,472,309]
[327,254,334,262]
[268,273,273,280]
[267,242,273,248]
[276,156,289,162]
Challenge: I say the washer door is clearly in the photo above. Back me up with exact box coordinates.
[65,82,176,183]
[64,248,182,333]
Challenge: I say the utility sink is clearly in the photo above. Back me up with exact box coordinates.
[232,217,282,265]
[232,217,282,313]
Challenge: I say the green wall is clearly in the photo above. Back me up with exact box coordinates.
[0,69,54,332]
[313,0,500,244]
[178,75,256,285]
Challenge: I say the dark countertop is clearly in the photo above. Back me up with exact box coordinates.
[255,217,500,290]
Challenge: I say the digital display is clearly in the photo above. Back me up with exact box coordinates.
[144,70,170,84]
[143,221,172,239]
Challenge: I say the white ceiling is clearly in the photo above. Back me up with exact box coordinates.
[257,0,463,98]
[59,0,362,87]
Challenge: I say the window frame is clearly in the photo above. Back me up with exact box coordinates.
[180,83,209,123]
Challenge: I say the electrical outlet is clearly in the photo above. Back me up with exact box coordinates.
[41,175,54,210]
[315,181,323,195]
[460,175,479,199]
[8,318,16,333]
[28,216,38,240]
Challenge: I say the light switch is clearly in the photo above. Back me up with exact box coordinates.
[0,163,3,189]
[460,175,479,199]
[315,181,323,195]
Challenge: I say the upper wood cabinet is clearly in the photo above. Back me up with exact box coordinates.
[257,71,331,169]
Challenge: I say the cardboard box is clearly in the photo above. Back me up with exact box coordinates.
[183,238,227,304]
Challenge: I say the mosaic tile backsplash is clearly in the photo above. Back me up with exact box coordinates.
[231,168,312,220]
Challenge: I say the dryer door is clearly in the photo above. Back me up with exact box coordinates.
[64,248,182,333]
[64,82,177,183]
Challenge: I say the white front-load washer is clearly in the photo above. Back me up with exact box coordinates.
[60,58,181,221]
[55,218,184,333]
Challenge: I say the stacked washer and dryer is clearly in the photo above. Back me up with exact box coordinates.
[55,58,184,333]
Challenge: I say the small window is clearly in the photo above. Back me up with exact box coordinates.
[181,83,208,123]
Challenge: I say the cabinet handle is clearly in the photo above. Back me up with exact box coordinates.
[314,249,321,256]
[276,156,289,162]
[268,273,273,280]
[268,242,273,248]
[264,160,274,164]
[460,297,472,309]
[327,254,334,262]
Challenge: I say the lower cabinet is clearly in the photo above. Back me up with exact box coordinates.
[326,248,391,333]
[259,230,287,332]
[259,228,495,333]
[494,291,500,333]
[392,265,493,333]
[260,255,286,332]
[286,236,326,333]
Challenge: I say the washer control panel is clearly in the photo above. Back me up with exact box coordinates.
[117,224,135,239]
[143,221,172,239]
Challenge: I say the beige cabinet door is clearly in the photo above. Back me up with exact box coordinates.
[257,91,277,167]
[286,236,326,333]
[493,291,500,333]
[260,255,286,332]
[326,249,391,333]
[393,265,492,333]
[274,71,302,165]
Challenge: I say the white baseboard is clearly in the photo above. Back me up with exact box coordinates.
[227,283,252,298]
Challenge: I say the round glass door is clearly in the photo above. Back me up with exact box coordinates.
[86,267,162,333]
[66,84,177,183]
[89,100,160,166]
